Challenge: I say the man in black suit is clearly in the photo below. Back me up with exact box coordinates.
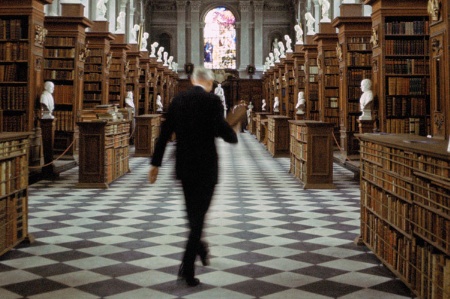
[149,66,238,286]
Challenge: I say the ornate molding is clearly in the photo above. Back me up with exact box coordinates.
[431,37,443,55]
[190,0,201,12]
[370,27,379,48]
[176,0,186,10]
[35,25,47,47]
[254,2,264,12]
[427,0,441,22]
[434,112,444,130]
[240,1,251,12]
[336,42,343,62]
[264,3,290,11]
[79,43,90,62]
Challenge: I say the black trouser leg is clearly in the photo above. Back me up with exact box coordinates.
[181,180,215,277]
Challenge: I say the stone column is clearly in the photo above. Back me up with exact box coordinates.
[253,1,264,71]
[190,0,201,66]
[107,0,117,32]
[176,1,187,69]
[127,0,136,43]
[239,1,251,71]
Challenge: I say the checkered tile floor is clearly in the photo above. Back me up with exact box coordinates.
[0,133,414,299]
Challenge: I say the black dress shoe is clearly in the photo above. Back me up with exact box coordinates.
[198,243,210,266]
[178,263,200,287]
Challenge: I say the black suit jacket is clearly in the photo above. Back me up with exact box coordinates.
[151,86,238,184]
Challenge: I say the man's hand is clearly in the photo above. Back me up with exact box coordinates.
[149,166,159,184]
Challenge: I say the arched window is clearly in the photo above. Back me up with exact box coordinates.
[158,33,171,56]
[203,7,236,69]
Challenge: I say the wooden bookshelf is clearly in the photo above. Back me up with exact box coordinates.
[302,40,320,121]
[332,4,372,161]
[365,0,430,136]
[428,0,449,139]
[138,51,150,115]
[125,44,142,113]
[83,21,115,109]
[281,55,295,118]
[0,0,50,133]
[357,133,450,299]
[267,115,290,156]
[77,120,130,188]
[134,114,161,157]
[293,45,306,120]
[263,68,275,113]
[314,24,340,131]
[255,112,271,143]
[44,4,92,155]
[0,132,32,256]
[237,79,263,111]
[289,120,335,189]
[148,57,158,113]
[109,34,130,107]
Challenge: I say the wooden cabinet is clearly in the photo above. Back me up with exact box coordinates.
[0,132,31,256]
[365,0,430,136]
[281,56,295,118]
[357,133,450,299]
[255,112,271,143]
[77,121,130,188]
[289,120,335,189]
[134,114,161,157]
[267,115,290,156]
[83,21,115,109]
[44,4,92,155]
[332,4,372,160]
[0,0,49,132]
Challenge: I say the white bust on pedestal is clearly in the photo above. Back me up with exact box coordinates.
[305,12,316,35]
[318,0,331,23]
[296,91,306,115]
[295,24,304,45]
[359,79,374,120]
[262,99,266,111]
[278,41,286,58]
[150,42,159,57]
[284,35,293,53]
[157,47,164,62]
[40,81,55,119]
[273,97,280,113]
[156,95,163,112]
[96,0,108,21]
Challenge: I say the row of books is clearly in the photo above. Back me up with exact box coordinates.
[385,118,426,135]
[0,192,28,251]
[44,70,74,80]
[324,75,339,87]
[325,97,338,108]
[0,86,27,110]
[0,42,28,60]
[0,19,24,40]
[347,70,372,85]
[2,114,27,132]
[346,52,371,66]
[44,59,74,69]
[53,85,74,105]
[385,39,429,56]
[45,37,76,47]
[44,48,75,59]
[53,110,74,131]
[0,64,27,82]
[385,59,429,75]
[84,73,104,81]
[386,97,428,117]
[0,156,27,196]
[387,77,429,96]
[385,20,429,35]
[347,36,371,45]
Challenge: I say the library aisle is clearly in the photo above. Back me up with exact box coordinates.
[0,133,413,299]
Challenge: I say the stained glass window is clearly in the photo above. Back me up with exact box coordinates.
[203,7,236,69]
